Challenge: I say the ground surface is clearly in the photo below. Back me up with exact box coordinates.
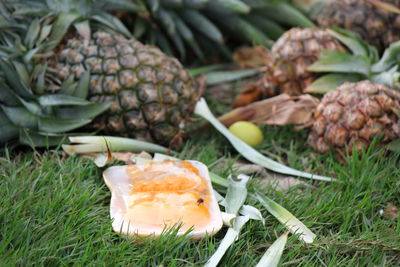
[1,85,400,266]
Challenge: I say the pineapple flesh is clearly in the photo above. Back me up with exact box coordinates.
[48,31,202,146]
[308,80,400,154]
[233,28,346,107]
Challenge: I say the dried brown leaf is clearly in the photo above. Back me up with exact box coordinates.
[218,160,309,192]
[219,94,320,128]
[233,46,272,68]
[382,202,399,219]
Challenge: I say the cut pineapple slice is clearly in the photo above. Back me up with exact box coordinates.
[103,160,223,238]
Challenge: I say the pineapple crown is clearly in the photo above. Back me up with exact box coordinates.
[306,27,400,94]
[122,0,315,61]
[0,0,141,147]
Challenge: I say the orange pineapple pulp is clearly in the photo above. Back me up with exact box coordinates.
[125,161,211,231]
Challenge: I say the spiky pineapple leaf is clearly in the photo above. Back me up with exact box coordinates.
[371,65,400,88]
[180,10,223,43]
[213,0,251,14]
[327,28,369,57]
[24,18,40,49]
[47,12,79,50]
[74,70,90,99]
[371,41,400,73]
[58,76,76,96]
[19,129,67,148]
[245,15,284,40]
[258,2,315,28]
[148,0,160,13]
[38,95,90,106]
[308,50,370,76]
[0,59,33,99]
[55,102,112,119]
[0,79,19,105]
[305,73,362,94]
[90,13,131,37]
[173,12,204,58]
[206,69,260,85]
[0,110,19,143]
[38,117,92,133]
[235,17,269,46]
[133,17,148,39]
[11,61,30,88]
[1,105,37,128]
[156,8,176,35]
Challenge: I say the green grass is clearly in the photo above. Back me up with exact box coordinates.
[1,124,399,266]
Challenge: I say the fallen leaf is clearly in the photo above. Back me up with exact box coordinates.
[383,202,399,219]
[218,160,310,192]
[220,94,320,128]
[233,46,272,68]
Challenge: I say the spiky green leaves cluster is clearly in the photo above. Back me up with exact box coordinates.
[129,0,314,61]
[306,28,400,94]
[0,59,112,146]
[0,0,140,147]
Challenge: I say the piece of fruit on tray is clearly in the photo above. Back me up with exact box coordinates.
[103,160,223,239]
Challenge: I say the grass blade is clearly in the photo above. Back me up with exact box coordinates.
[194,98,335,181]
[255,192,316,243]
[255,232,288,267]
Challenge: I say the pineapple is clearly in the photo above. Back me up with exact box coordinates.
[48,30,200,145]
[294,0,400,51]
[308,80,400,154]
[0,0,202,147]
[232,28,346,107]
[221,80,400,155]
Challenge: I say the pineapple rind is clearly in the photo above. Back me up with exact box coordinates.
[308,80,400,154]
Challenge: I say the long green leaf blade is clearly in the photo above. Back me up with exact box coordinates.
[180,10,223,43]
[206,69,260,85]
[255,232,288,267]
[1,105,37,128]
[38,94,90,106]
[194,98,335,181]
[63,136,169,155]
[55,102,111,119]
[38,117,91,133]
[305,73,362,94]
[308,50,370,76]
[255,192,316,243]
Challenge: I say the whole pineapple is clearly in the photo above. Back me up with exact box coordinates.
[308,80,400,154]
[0,0,202,147]
[318,0,400,51]
[233,28,346,107]
[294,0,400,51]
[48,31,200,145]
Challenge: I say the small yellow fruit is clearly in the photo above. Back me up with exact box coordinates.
[228,121,264,147]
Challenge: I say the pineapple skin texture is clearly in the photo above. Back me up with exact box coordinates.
[49,31,201,146]
[308,80,400,154]
[316,0,400,51]
[233,28,345,107]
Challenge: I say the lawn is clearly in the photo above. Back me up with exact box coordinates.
[1,120,399,266]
